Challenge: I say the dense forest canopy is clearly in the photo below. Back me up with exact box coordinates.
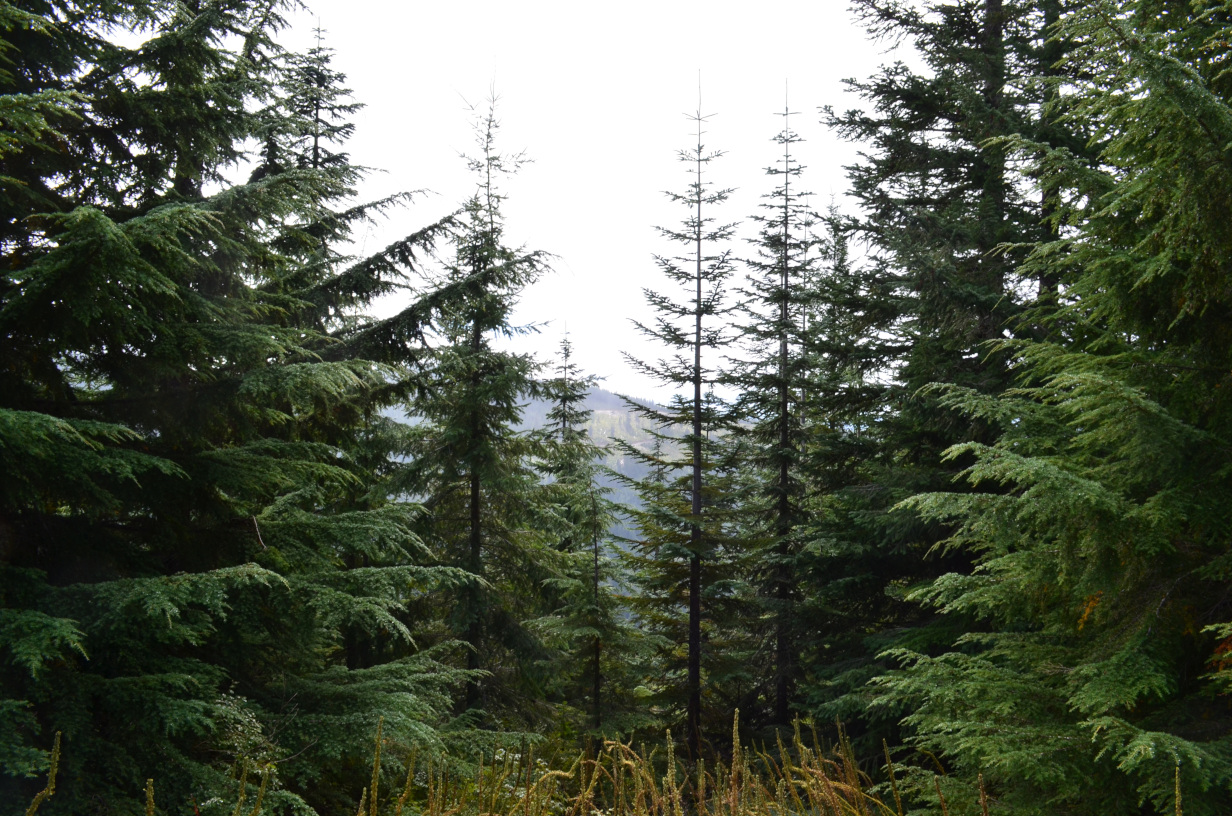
[3,1,1232,814]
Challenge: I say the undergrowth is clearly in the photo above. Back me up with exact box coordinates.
[22,718,1187,816]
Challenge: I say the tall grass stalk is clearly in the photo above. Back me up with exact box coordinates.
[24,732,59,816]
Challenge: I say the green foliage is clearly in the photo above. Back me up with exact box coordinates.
[619,103,743,757]
[725,109,822,732]
[0,2,479,812]
[867,1,1232,812]
[799,0,1078,760]
[395,99,556,726]
[6,1,1232,812]
[616,400,755,756]
[530,339,648,737]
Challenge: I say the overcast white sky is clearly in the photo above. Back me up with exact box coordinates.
[281,1,898,401]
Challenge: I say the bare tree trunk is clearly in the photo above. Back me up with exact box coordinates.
[464,319,484,713]
[592,504,603,730]
[686,129,704,760]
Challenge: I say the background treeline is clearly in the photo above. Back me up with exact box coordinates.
[4,0,1232,814]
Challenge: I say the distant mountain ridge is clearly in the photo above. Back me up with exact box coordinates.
[386,387,678,522]
[518,387,665,447]
[518,388,681,516]
[510,387,684,527]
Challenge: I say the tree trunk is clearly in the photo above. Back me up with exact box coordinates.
[687,137,704,760]
[774,133,794,726]
[977,0,1008,343]
[464,317,484,712]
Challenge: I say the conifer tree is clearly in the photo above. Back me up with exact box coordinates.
[789,212,901,743]
[727,107,820,730]
[806,0,1076,750]
[397,100,554,725]
[617,392,754,751]
[536,338,643,735]
[249,25,357,185]
[873,2,1232,812]
[622,102,738,756]
[0,4,474,811]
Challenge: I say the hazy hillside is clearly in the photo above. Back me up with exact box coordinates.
[518,388,683,523]
[388,387,679,523]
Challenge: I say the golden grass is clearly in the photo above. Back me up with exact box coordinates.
[22,718,1187,816]
[378,716,898,816]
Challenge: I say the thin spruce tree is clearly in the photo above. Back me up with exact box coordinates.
[622,96,737,757]
[535,337,643,735]
[727,103,820,730]
[397,98,555,725]
[250,24,359,184]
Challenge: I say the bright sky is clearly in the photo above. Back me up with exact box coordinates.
[282,1,896,401]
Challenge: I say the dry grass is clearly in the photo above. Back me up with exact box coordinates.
[372,716,897,816]
[24,716,901,816]
[23,717,1186,816]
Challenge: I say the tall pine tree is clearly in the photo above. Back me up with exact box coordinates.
[397,100,555,727]
[727,105,820,731]
[622,101,739,757]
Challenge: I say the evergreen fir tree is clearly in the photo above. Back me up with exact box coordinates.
[397,100,555,726]
[873,2,1232,812]
[621,101,738,756]
[535,338,644,736]
[616,395,753,753]
[804,0,1078,752]
[790,211,902,744]
[726,106,820,730]
[0,4,474,812]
